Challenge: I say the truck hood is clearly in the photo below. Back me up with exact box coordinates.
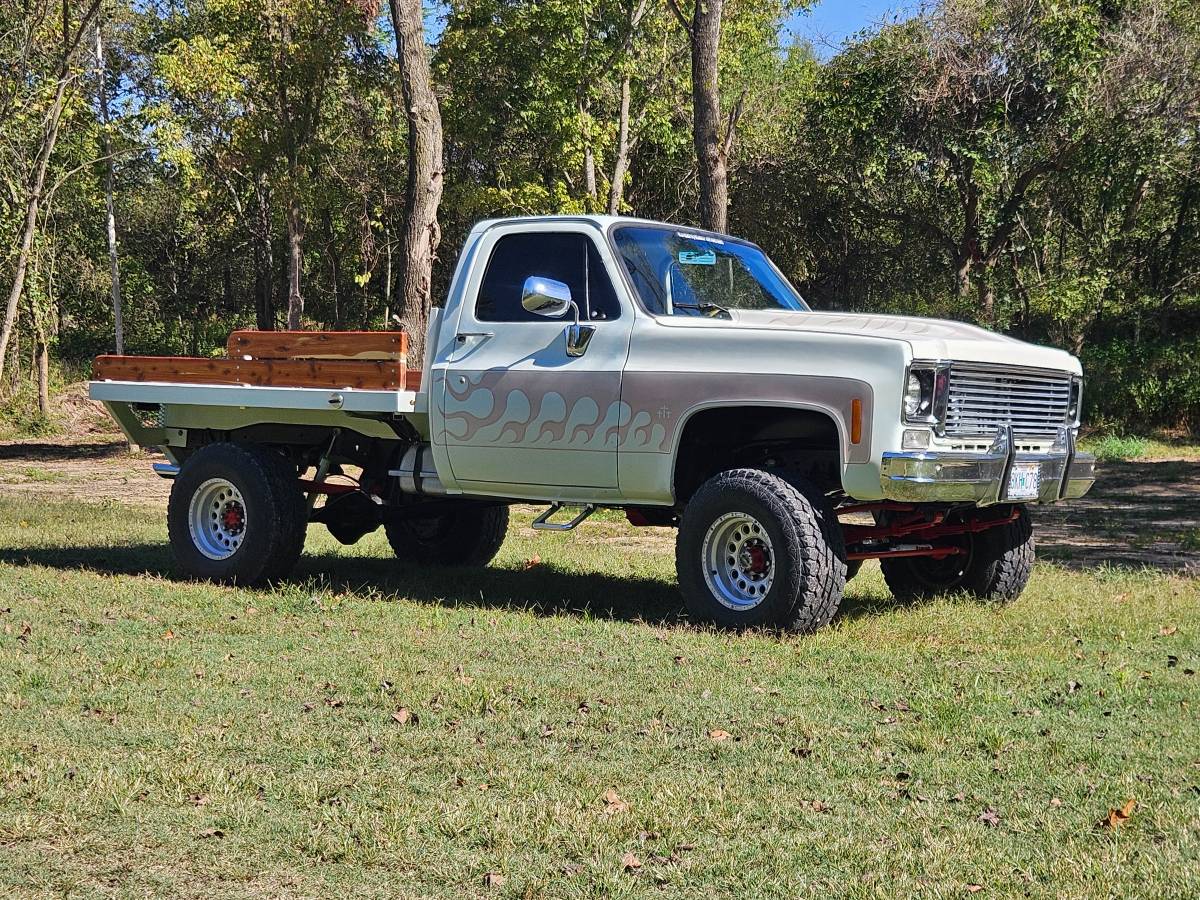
[710,309,1082,373]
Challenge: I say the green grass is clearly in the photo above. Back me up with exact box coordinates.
[1083,434,1150,462]
[1,497,1199,898]
[1080,432,1200,462]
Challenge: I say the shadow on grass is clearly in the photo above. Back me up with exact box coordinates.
[0,541,908,628]
[0,542,690,626]
[0,441,130,461]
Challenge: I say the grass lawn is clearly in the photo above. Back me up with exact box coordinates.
[1,496,1198,898]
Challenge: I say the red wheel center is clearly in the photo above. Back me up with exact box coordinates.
[745,544,768,575]
[222,504,244,531]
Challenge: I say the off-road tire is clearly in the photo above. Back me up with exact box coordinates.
[384,504,509,567]
[880,506,1034,603]
[676,468,847,632]
[167,442,306,585]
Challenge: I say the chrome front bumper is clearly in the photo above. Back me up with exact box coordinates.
[880,426,1096,505]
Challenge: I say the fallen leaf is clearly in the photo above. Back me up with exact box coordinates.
[523,554,542,570]
[482,872,505,888]
[301,701,316,712]
[621,851,642,872]
[162,629,176,640]
[391,707,418,725]
[966,885,983,894]
[1050,797,1062,808]
[809,799,829,812]
[603,788,628,814]
[978,807,1001,827]
[188,793,210,806]
[198,828,224,839]
[1099,798,1136,829]
[17,622,31,642]
[708,729,732,742]
[1160,625,1177,636]
[562,862,585,876]
[325,697,344,709]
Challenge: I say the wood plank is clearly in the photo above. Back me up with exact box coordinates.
[234,359,405,390]
[227,330,407,361]
[94,356,242,384]
[94,355,409,391]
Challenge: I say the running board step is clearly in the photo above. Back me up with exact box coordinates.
[531,503,596,532]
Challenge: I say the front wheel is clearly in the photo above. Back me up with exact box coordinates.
[676,469,846,632]
[166,443,307,585]
[880,506,1034,603]
[384,504,509,566]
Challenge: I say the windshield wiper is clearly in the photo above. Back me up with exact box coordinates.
[671,302,731,318]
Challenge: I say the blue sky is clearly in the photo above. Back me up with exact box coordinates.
[786,0,919,59]
[424,1,918,58]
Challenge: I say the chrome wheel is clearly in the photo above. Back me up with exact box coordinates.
[701,511,775,610]
[188,477,247,560]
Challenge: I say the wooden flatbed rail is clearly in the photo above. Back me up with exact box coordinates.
[93,330,421,392]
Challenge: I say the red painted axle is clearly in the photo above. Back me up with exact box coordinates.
[297,478,359,496]
[846,545,965,562]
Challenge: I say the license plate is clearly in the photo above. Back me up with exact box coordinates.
[1006,462,1041,500]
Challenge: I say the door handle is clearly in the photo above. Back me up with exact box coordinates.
[456,331,494,342]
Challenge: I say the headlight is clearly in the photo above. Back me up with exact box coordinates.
[904,371,928,419]
[1068,376,1082,424]
[902,362,949,427]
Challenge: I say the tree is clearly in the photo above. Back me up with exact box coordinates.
[668,0,731,231]
[389,0,443,363]
[0,0,102,385]
[95,7,123,353]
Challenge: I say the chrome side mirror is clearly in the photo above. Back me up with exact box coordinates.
[521,276,573,318]
[520,274,595,357]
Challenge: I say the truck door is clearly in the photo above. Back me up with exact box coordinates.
[439,226,633,495]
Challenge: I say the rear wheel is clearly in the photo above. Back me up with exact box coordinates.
[676,469,846,632]
[384,504,509,566]
[167,443,306,585]
[880,506,1034,603]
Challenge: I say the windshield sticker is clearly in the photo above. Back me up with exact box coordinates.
[678,249,717,266]
[675,231,724,245]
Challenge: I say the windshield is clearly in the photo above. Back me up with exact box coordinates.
[612,225,809,317]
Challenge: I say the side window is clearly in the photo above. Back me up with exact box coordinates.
[476,232,621,322]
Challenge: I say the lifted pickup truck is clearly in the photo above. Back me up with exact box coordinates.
[91,215,1095,631]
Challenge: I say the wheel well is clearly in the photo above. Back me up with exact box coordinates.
[672,406,843,504]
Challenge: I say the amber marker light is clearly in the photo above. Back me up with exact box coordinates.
[851,398,863,445]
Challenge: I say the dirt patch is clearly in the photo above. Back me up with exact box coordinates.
[0,436,171,506]
[1032,458,1200,573]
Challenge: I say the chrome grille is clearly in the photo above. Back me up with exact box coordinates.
[943,364,1073,437]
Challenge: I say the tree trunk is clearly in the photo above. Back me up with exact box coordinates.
[608,74,633,215]
[35,330,50,418]
[285,193,304,329]
[389,0,444,365]
[579,97,597,203]
[690,0,727,232]
[253,177,274,330]
[383,225,393,327]
[95,16,122,354]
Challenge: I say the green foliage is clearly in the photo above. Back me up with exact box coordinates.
[1086,434,1150,462]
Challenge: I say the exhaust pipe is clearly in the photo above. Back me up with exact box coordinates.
[387,443,446,496]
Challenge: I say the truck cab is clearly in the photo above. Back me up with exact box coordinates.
[91,215,1095,632]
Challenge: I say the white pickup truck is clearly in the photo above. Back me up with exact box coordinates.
[91,215,1095,631]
